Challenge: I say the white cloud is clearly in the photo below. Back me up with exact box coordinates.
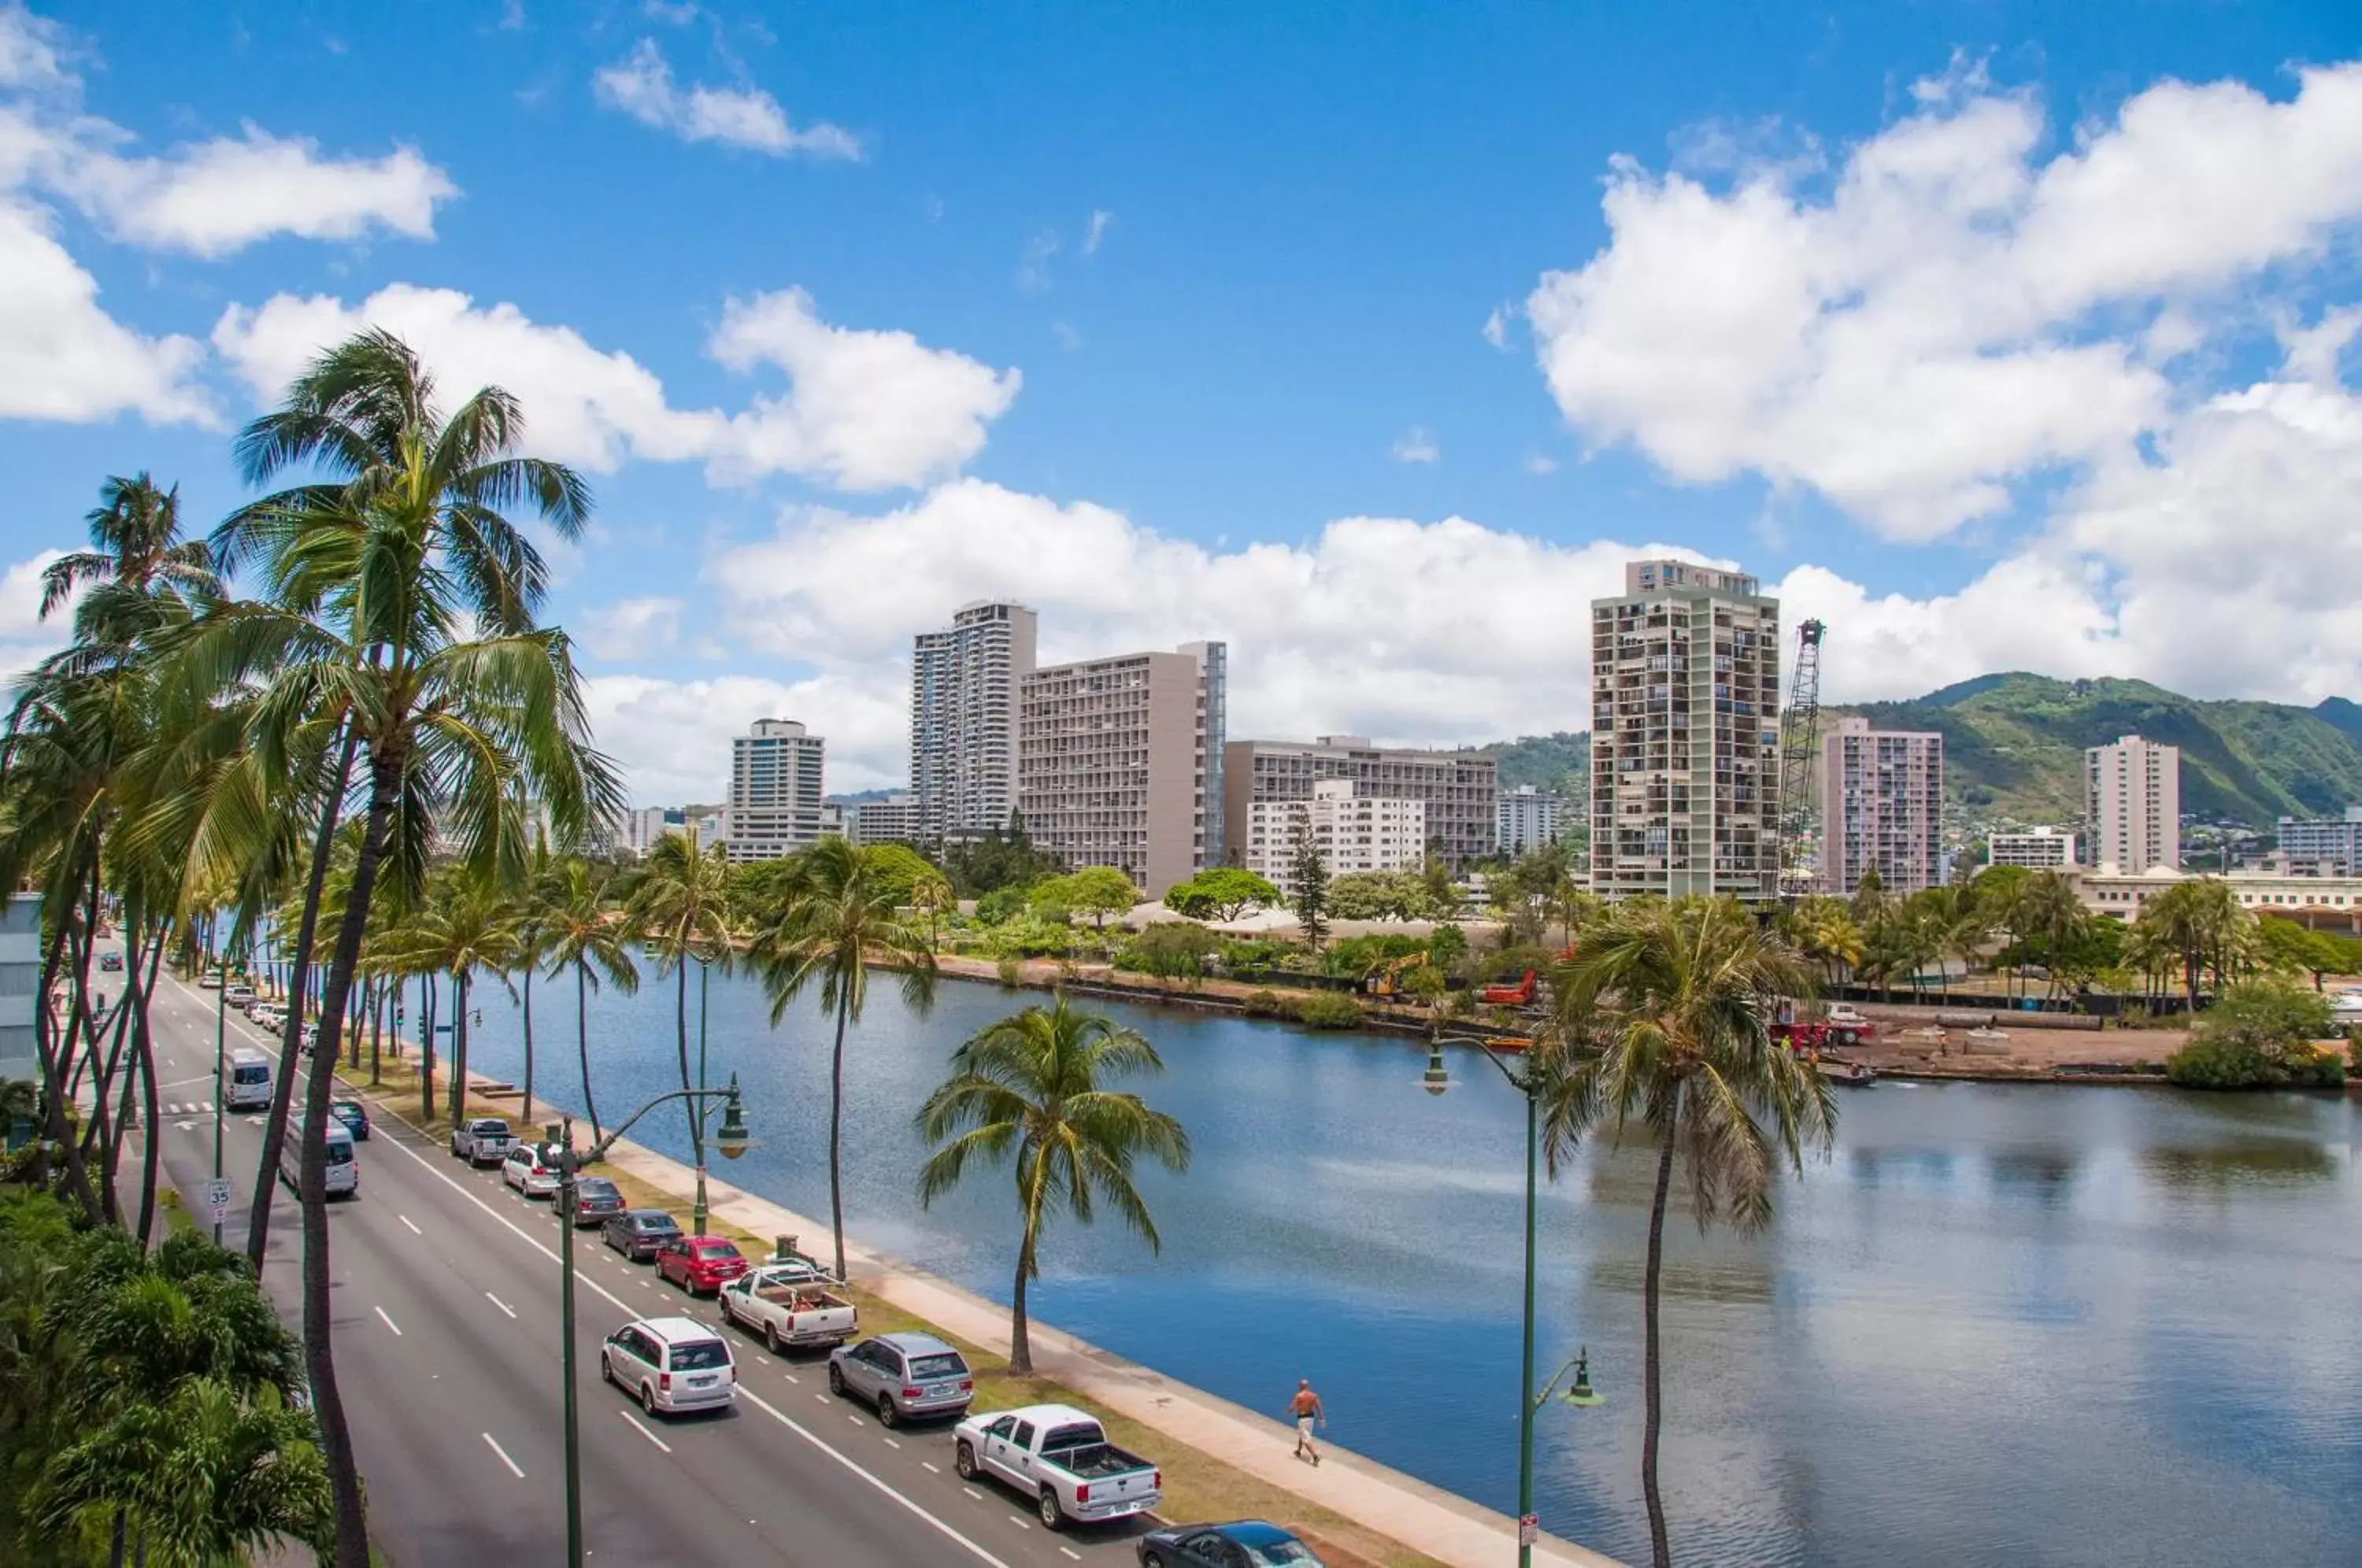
[579,595,682,661]
[0,198,210,423]
[593,39,861,160]
[1083,209,1113,256]
[1524,453,1558,475]
[210,281,1018,490]
[586,670,907,803]
[1390,425,1439,464]
[0,548,68,682]
[1016,228,1060,292]
[1527,58,2362,541]
[65,128,454,257]
[1482,306,1509,349]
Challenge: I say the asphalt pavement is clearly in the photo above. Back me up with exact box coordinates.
[141,967,1152,1567]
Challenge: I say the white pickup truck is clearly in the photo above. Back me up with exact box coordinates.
[952,1403,1161,1531]
[716,1261,858,1352]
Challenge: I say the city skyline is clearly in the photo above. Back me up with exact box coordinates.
[6,4,2362,808]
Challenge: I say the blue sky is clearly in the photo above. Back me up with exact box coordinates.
[4,1,2360,801]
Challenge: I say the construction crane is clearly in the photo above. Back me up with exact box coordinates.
[1772,619,1827,903]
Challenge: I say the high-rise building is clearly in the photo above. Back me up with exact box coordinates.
[1818,716,1944,895]
[0,893,39,1087]
[1988,827,2077,869]
[2086,734,2180,875]
[614,806,688,857]
[1245,780,1427,893]
[1017,641,1225,897]
[847,793,924,846]
[724,719,826,863]
[2274,807,2362,876]
[1496,785,1562,856]
[1589,560,1782,900]
[1223,738,1498,871]
[911,601,1038,845]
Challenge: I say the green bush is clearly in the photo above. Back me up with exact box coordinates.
[2166,1037,2345,1090]
[1242,989,1286,1018]
[1220,939,1288,973]
[975,886,1030,926]
[996,957,1024,989]
[1291,993,1367,1030]
[1114,921,1222,980]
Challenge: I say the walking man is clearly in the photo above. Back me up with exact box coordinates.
[1287,1378,1325,1466]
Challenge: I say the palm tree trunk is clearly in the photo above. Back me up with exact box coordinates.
[301,748,404,1567]
[370,982,383,1086]
[131,925,167,1248]
[448,969,470,1125]
[1009,1228,1037,1375]
[248,727,357,1268]
[576,962,604,1145]
[30,916,101,1220]
[420,972,438,1123]
[828,989,852,1281]
[520,965,535,1130]
[1642,1111,1678,1568]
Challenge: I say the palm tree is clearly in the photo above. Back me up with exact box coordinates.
[512,850,559,1129]
[39,473,219,629]
[914,998,1190,1374]
[375,875,523,1125]
[194,328,617,1566]
[1541,897,1836,1568]
[624,831,736,1207]
[750,835,939,1280]
[542,857,639,1145]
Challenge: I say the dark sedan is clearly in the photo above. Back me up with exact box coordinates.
[328,1100,371,1141]
[568,1176,627,1227]
[1137,1521,1325,1567]
[602,1208,683,1260]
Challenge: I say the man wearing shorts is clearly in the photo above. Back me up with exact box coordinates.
[1287,1379,1325,1466]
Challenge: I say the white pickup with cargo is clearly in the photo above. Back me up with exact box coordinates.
[951,1403,1161,1531]
[716,1261,857,1352]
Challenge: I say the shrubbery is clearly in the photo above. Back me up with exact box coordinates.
[1242,989,1286,1017]
[1113,922,1222,980]
[1291,993,1367,1030]
[2164,978,2347,1090]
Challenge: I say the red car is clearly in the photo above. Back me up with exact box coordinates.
[655,1235,750,1296]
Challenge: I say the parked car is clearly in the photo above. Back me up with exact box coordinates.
[451,1118,515,1165]
[328,1100,371,1141]
[598,1316,737,1416]
[827,1332,973,1428]
[654,1235,750,1296]
[249,1002,286,1030]
[223,983,254,1008]
[567,1176,627,1227]
[952,1403,1161,1530]
[502,1141,561,1198]
[198,970,223,990]
[1135,1521,1325,1566]
[717,1260,857,1352]
[602,1209,684,1261]
[98,950,124,972]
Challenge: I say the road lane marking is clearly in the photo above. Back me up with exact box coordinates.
[963,1488,983,1501]
[882,1437,900,1450]
[1008,1515,1030,1529]
[782,1371,799,1385]
[481,1433,525,1478]
[620,1411,673,1453]
[373,1306,402,1337]
[922,1461,940,1474]
[1060,1549,1081,1562]
[486,1292,516,1319]
[398,1215,423,1235]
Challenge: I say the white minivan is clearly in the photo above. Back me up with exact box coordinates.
[280,1117,360,1200]
[224,1048,272,1110]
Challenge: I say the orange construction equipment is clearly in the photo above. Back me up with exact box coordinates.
[1479,970,1538,1007]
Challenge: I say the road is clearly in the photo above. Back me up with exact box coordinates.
[140,967,1151,1566]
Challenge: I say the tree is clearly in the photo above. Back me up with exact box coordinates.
[1540,897,1835,1568]
[1327,870,1435,922]
[2135,877,2252,1004]
[1031,866,1139,931]
[2166,976,2344,1089]
[541,858,638,1146]
[1113,921,1221,981]
[1162,867,1281,922]
[942,815,1063,896]
[624,832,736,1167]
[1286,808,1328,949]
[914,1000,1189,1374]
[373,875,521,1126]
[2255,915,2360,991]
[38,473,218,629]
[750,834,938,1279]
[201,329,616,1565]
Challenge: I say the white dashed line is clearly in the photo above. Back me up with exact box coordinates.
[1060,1549,1081,1562]
[882,1437,901,1450]
[782,1371,800,1385]
[620,1411,673,1453]
[373,1306,402,1337]
[398,1215,423,1235]
[921,1461,940,1474]
[485,1292,516,1319]
[963,1487,983,1501]
[481,1433,525,1478]
[1008,1515,1031,1530]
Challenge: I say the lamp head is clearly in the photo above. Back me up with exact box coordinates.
[1421,1039,1451,1097]
[714,1075,753,1159]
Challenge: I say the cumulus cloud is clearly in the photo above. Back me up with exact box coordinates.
[586,670,908,803]
[0,548,68,682]
[1390,426,1439,464]
[1083,209,1113,256]
[593,39,860,160]
[65,128,454,257]
[1527,58,2362,541]
[0,198,210,423]
[578,595,683,661]
[210,282,1018,489]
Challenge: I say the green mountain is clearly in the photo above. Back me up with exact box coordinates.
[1829,675,2362,827]
[1471,732,1590,796]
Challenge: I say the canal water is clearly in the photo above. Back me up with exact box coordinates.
[446,967,2362,1567]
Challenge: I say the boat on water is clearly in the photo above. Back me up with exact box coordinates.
[1816,1057,1878,1086]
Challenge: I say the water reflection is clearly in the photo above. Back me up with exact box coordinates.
[450,971,2362,1568]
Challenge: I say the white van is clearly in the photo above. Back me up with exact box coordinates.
[280,1118,360,1200]
[224,1048,272,1110]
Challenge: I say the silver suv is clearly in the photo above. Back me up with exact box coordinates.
[827,1332,974,1427]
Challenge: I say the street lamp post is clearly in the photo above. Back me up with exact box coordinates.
[554,1076,752,1567]
[212,936,231,1244]
[1423,1033,1601,1566]
[692,956,710,1236]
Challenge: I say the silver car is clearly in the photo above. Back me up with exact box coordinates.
[827,1332,973,1427]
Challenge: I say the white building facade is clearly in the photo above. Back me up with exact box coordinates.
[1819,716,1945,895]
[1495,785,1562,856]
[911,601,1037,846]
[1988,827,2076,869]
[1246,780,1427,893]
[2274,807,2362,875]
[2086,734,2180,875]
[724,719,826,863]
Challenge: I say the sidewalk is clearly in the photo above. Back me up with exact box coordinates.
[595,1133,1623,1568]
